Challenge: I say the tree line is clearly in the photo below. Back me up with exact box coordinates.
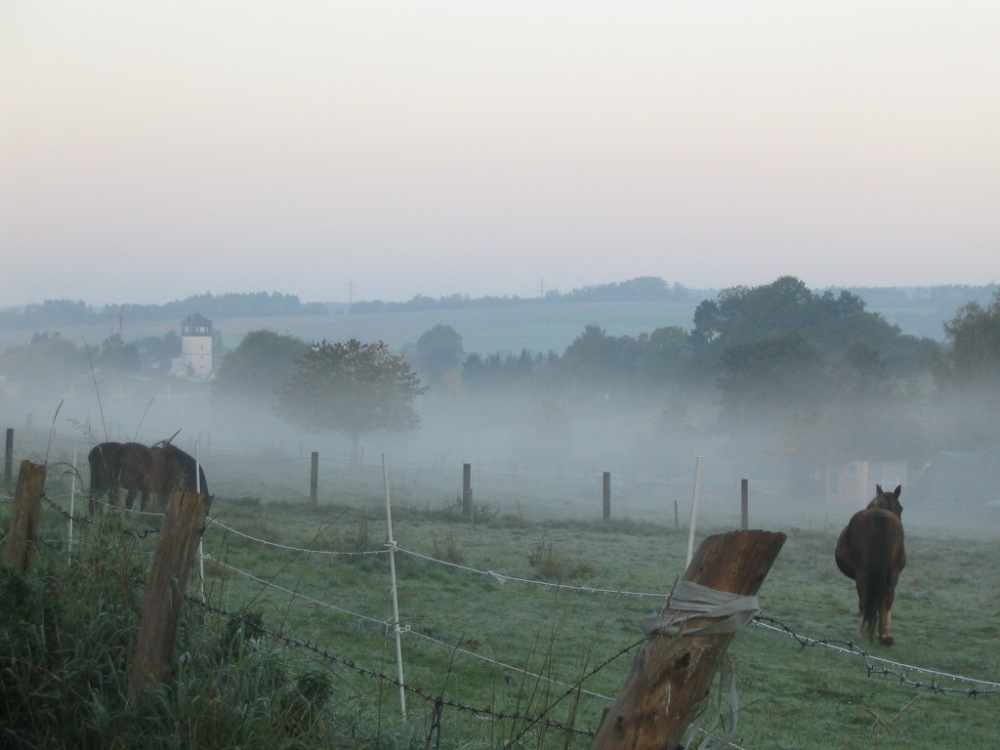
[0,292,328,329]
[2,276,998,473]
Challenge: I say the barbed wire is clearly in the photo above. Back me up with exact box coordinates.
[753,615,1000,697]
[208,553,627,703]
[208,556,391,628]
[19,474,1000,711]
[183,590,602,739]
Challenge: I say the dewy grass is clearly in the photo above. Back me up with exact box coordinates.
[7,434,1000,749]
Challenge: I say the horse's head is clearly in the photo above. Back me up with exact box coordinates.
[868,484,903,516]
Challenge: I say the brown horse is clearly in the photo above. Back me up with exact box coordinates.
[88,440,210,513]
[835,484,906,645]
[88,442,155,512]
[147,443,211,512]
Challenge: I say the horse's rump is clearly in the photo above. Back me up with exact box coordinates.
[835,487,906,645]
[856,509,905,638]
[146,443,211,511]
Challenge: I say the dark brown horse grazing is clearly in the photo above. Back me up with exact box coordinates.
[835,484,906,646]
[146,443,211,512]
[88,442,155,512]
[88,441,124,514]
[88,440,210,513]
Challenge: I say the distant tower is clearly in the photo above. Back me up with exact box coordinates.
[180,312,213,376]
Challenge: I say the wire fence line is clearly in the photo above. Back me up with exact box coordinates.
[10,480,1000,750]
[180,590,604,741]
[208,518,387,557]
[23,486,1000,700]
[205,512,1000,700]
[753,616,1000,697]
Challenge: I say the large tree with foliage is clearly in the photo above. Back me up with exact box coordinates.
[942,289,1000,387]
[561,324,641,390]
[410,324,464,389]
[214,329,309,403]
[276,339,426,460]
[717,331,827,423]
[0,331,86,394]
[691,276,900,361]
[928,289,1000,449]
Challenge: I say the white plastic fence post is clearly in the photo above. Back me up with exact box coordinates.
[68,444,77,561]
[686,455,703,567]
[383,453,407,717]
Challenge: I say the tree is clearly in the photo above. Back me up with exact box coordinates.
[214,330,309,403]
[95,333,141,375]
[929,290,1000,449]
[411,324,464,388]
[276,339,426,460]
[635,326,695,384]
[942,289,1000,387]
[0,331,86,394]
[561,325,640,389]
[718,331,827,424]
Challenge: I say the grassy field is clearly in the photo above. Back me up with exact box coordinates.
[16,436,999,750]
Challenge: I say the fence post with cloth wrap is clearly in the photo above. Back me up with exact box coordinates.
[591,529,786,750]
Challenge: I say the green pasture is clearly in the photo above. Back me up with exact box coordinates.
[7,446,999,750]
[200,499,1000,750]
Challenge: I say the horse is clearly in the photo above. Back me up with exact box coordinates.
[834,484,906,646]
[146,442,211,512]
[87,441,124,514]
[88,442,156,512]
[88,440,211,514]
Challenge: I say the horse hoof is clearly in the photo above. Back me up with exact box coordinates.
[879,635,894,646]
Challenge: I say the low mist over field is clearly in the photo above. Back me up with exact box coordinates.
[2,279,999,535]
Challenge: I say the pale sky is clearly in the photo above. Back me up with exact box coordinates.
[2,2,998,308]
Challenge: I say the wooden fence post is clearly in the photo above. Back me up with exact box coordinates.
[127,488,208,703]
[590,529,786,750]
[602,472,611,522]
[741,479,749,530]
[462,463,473,521]
[3,460,46,571]
[310,451,319,506]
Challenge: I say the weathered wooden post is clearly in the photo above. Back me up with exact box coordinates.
[602,472,611,522]
[741,479,749,530]
[127,488,208,703]
[3,460,46,571]
[590,529,786,750]
[462,462,473,520]
[310,451,319,506]
[3,428,13,484]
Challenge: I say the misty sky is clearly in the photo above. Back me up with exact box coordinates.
[2,2,998,308]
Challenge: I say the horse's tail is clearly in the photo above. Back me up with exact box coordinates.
[859,566,887,640]
[859,513,897,640]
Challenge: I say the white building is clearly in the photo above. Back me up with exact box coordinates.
[179,312,214,377]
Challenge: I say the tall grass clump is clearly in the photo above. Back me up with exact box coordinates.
[0,514,349,749]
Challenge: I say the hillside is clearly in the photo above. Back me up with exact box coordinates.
[0,282,995,355]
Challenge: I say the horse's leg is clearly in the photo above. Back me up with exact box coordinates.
[125,487,137,510]
[879,609,894,646]
[856,577,879,642]
[879,573,900,646]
